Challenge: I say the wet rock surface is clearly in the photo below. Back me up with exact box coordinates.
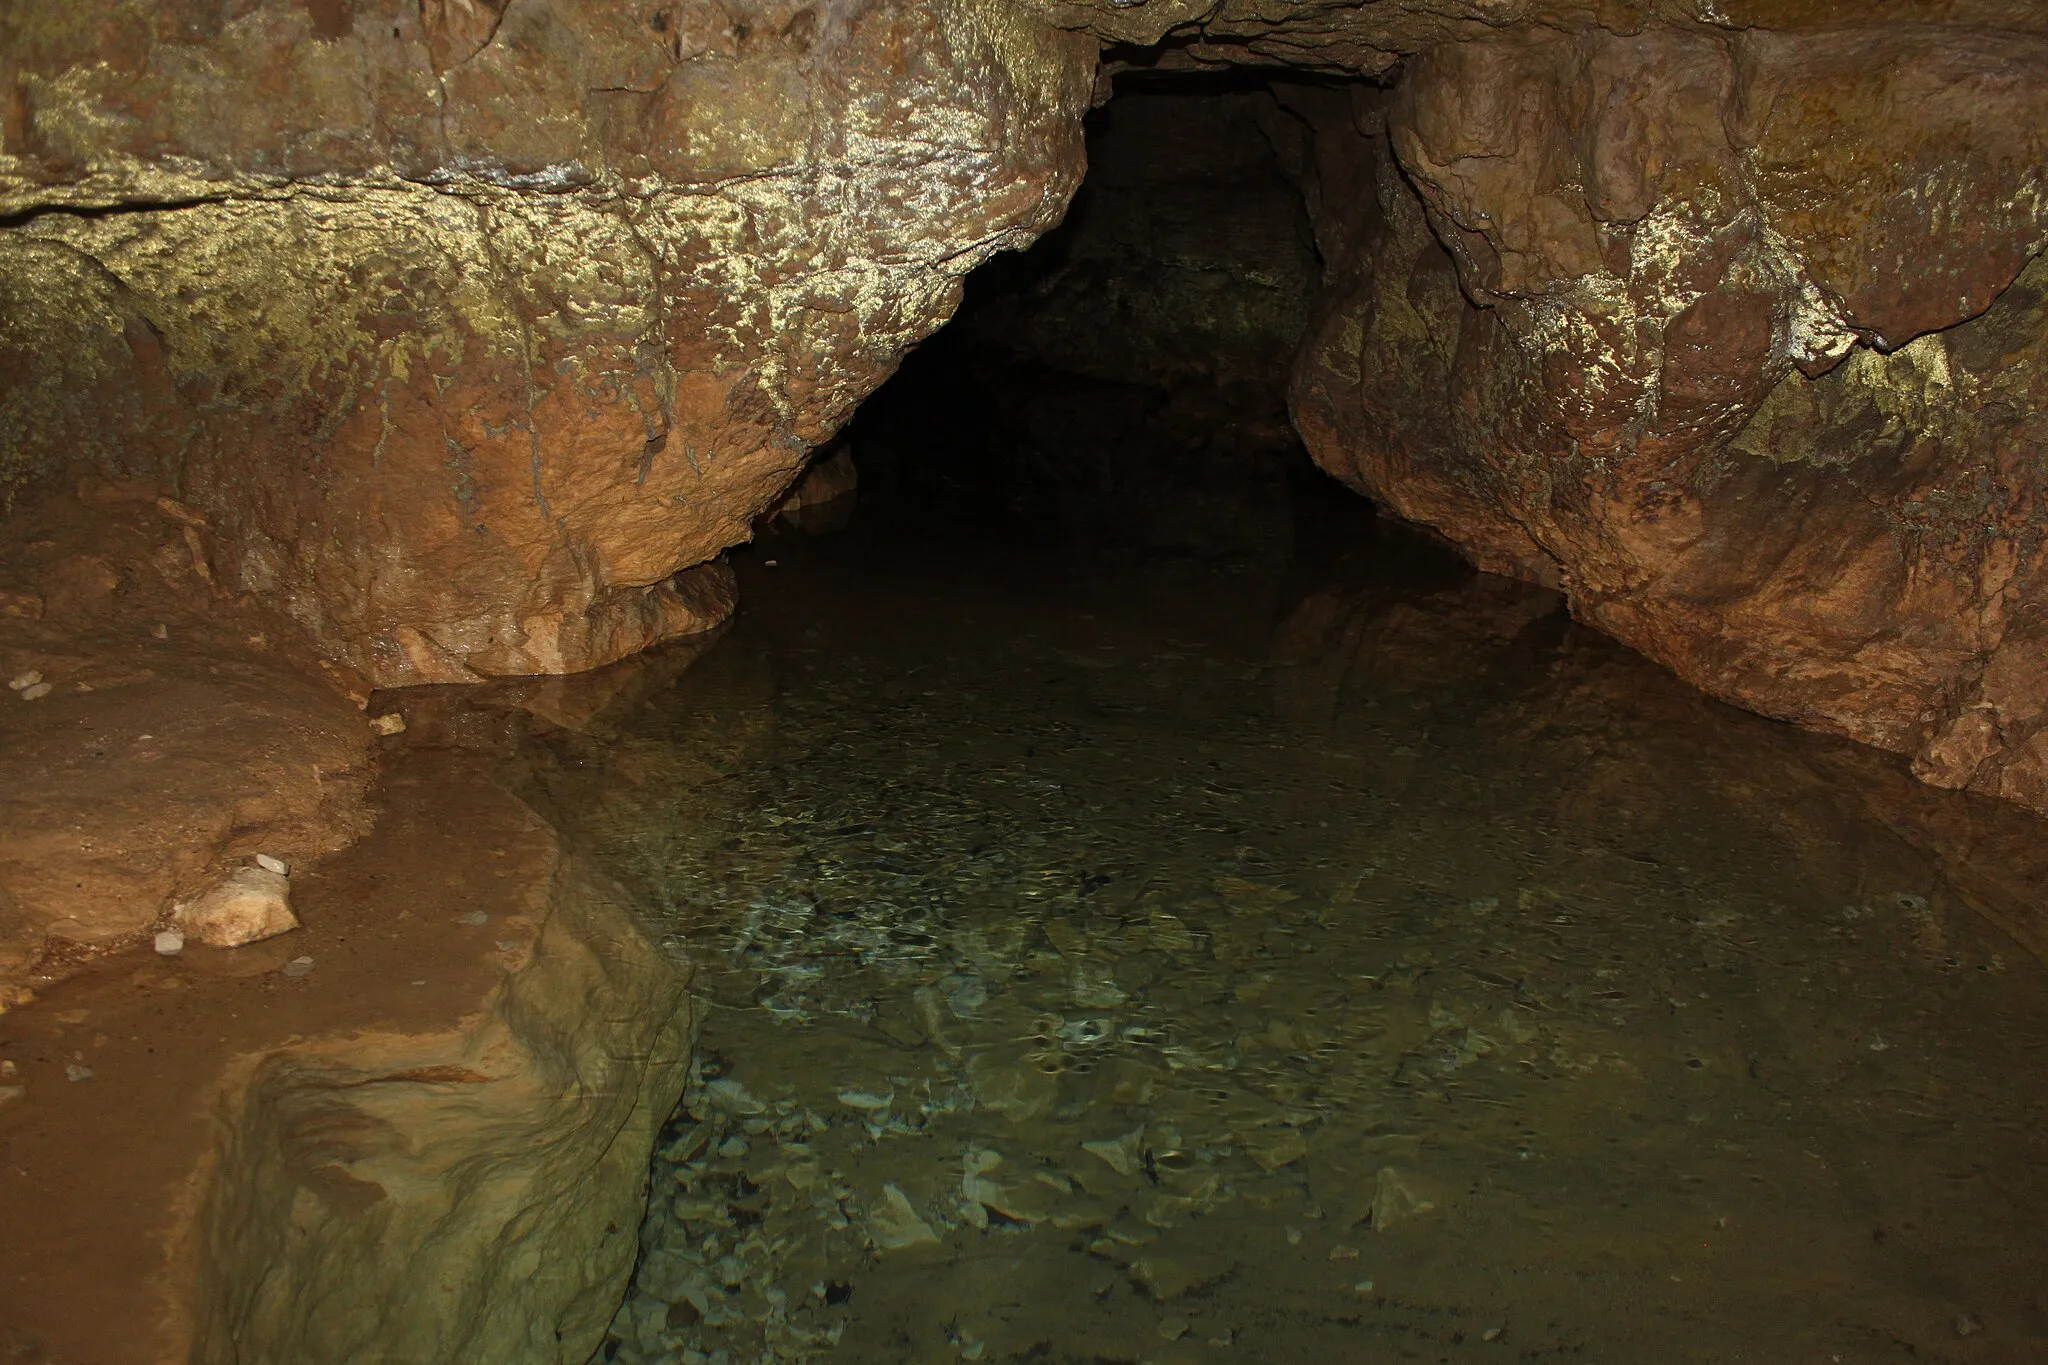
[7,0,2048,815]
[0,0,1095,684]
[1285,30,2048,815]
[543,530,2048,1364]
[0,479,372,1003]
[0,640,730,1365]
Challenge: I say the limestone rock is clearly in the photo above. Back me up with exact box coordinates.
[0,0,1097,685]
[180,867,298,948]
[868,1183,941,1251]
[1286,27,2048,816]
[0,487,371,993]
[3,0,2046,824]
[1368,1166,1436,1232]
[184,824,695,1365]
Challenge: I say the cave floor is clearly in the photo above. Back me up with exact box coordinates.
[543,531,2048,1365]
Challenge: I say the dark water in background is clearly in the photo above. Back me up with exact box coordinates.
[540,511,2048,1365]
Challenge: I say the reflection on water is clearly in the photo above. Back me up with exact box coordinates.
[546,529,2048,1365]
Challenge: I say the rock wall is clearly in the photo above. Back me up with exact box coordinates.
[1288,25,2048,814]
[0,0,1096,685]
[6,0,2048,790]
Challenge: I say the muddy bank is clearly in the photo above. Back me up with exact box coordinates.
[0,651,731,1364]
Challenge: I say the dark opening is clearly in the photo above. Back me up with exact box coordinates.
[812,71,1387,580]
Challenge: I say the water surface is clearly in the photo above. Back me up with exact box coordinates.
[552,528,2048,1365]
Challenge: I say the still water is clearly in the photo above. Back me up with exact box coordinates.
[544,525,2048,1365]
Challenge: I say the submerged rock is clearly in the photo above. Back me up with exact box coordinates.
[868,1183,941,1251]
[1369,1166,1437,1232]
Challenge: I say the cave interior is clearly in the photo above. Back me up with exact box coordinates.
[2,4,2048,1363]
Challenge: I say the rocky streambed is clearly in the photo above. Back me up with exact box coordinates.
[547,539,2048,1365]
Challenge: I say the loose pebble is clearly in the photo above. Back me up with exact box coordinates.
[494,939,520,952]
[7,670,42,691]
[282,955,315,978]
[154,929,186,955]
[150,623,169,639]
[64,1064,92,1082]
[370,712,407,735]
[255,853,290,877]
[1483,1326,1504,1342]
[0,1084,24,1109]
[182,866,298,947]
[1352,1280,1375,1295]
[1955,1312,1983,1337]
[18,682,52,701]
[456,910,490,926]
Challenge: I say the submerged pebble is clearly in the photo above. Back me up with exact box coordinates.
[572,559,2048,1365]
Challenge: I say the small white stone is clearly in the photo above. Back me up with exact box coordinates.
[150,623,169,640]
[154,929,185,955]
[7,670,41,691]
[281,955,314,978]
[370,712,406,735]
[456,909,489,926]
[255,853,290,877]
[65,1064,92,1082]
[181,866,299,947]
[18,682,52,701]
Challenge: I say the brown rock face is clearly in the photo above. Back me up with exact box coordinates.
[0,0,1095,685]
[0,481,372,994]
[7,0,2048,819]
[1288,24,2048,814]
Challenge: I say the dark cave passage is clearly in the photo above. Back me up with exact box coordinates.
[838,75,1347,567]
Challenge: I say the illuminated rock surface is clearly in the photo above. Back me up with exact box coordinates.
[6,3,2048,1362]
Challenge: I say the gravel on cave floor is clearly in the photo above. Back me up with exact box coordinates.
[542,539,2048,1365]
